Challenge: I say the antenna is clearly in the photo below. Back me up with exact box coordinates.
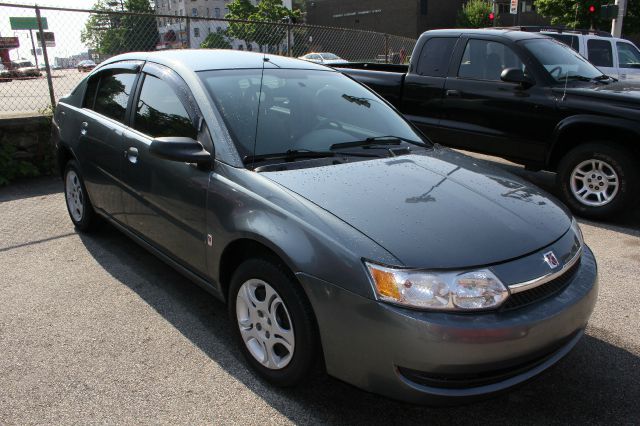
[562,3,580,101]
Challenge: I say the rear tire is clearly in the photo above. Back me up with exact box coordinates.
[63,160,98,232]
[228,257,319,387]
[557,142,638,220]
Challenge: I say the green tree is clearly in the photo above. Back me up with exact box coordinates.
[82,0,159,55]
[200,29,233,49]
[458,0,495,28]
[225,0,300,52]
[535,0,640,34]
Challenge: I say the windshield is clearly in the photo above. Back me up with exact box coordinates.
[199,68,426,159]
[321,53,340,60]
[522,38,602,82]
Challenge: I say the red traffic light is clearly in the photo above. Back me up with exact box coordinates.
[588,4,596,13]
[489,12,495,21]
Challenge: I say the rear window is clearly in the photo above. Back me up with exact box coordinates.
[416,37,458,77]
[587,39,613,67]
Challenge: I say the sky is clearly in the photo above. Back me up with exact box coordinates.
[1,0,101,61]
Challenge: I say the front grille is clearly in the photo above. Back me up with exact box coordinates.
[501,258,581,311]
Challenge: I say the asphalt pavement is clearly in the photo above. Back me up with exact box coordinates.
[0,154,639,425]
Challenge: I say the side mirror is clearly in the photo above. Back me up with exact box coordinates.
[149,137,211,166]
[500,68,534,88]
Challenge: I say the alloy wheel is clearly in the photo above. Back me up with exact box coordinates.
[569,159,619,207]
[235,279,295,370]
[65,170,84,222]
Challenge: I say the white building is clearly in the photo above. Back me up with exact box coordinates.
[155,0,291,50]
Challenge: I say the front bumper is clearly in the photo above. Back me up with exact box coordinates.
[298,245,598,405]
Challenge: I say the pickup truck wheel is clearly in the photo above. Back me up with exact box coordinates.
[228,257,320,387]
[557,143,638,219]
[64,160,98,232]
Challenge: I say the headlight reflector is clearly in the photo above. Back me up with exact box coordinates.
[365,262,508,311]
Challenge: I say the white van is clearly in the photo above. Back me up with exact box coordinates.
[541,30,640,81]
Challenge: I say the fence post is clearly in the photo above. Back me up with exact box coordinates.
[384,33,389,64]
[185,16,191,48]
[35,6,56,110]
[286,24,292,56]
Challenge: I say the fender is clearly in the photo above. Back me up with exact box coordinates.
[546,114,640,166]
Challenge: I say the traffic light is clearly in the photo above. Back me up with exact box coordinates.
[600,4,619,20]
[489,12,495,22]
[588,4,596,13]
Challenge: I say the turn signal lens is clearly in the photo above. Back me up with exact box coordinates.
[365,262,508,311]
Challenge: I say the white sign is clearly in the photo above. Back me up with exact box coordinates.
[510,0,519,14]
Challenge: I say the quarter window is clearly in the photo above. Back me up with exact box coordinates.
[416,37,457,77]
[133,74,197,139]
[458,39,525,81]
[92,71,137,123]
[587,39,613,67]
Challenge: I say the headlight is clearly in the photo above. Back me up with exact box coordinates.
[571,218,584,247]
[365,262,509,311]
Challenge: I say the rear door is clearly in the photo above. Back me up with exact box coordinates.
[77,63,141,223]
[402,36,459,143]
[585,37,617,78]
[121,62,211,275]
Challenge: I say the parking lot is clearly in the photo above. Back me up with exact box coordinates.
[0,154,639,424]
[0,70,84,115]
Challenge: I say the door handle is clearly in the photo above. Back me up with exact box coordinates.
[125,147,139,164]
[445,89,461,97]
[80,121,88,136]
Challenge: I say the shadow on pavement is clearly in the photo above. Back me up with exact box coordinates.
[79,224,640,425]
[0,176,62,203]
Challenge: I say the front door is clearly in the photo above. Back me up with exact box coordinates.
[121,63,210,276]
[439,37,556,164]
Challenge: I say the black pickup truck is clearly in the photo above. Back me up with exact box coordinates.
[335,29,640,219]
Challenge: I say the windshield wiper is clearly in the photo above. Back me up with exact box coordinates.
[330,135,426,150]
[243,149,379,165]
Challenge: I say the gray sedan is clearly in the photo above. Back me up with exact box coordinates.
[52,50,597,405]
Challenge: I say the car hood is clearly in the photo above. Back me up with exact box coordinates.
[560,80,640,103]
[262,148,571,268]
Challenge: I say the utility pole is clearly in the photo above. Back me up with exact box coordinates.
[611,0,627,37]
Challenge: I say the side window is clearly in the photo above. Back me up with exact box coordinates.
[416,37,457,77]
[82,76,99,109]
[458,39,525,81]
[133,74,198,139]
[92,71,137,123]
[617,42,640,69]
[587,39,613,67]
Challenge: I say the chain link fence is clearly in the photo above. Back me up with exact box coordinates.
[0,3,416,116]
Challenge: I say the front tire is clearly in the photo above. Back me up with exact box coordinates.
[228,257,319,387]
[557,143,638,220]
[64,160,97,232]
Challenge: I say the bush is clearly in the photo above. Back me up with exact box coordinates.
[458,0,495,28]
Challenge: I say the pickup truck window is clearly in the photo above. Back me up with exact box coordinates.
[416,37,457,77]
[587,39,613,68]
[199,69,425,158]
[545,33,579,51]
[458,39,524,81]
[617,42,640,69]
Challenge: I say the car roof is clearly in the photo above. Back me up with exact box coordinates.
[423,28,547,41]
[100,49,332,72]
